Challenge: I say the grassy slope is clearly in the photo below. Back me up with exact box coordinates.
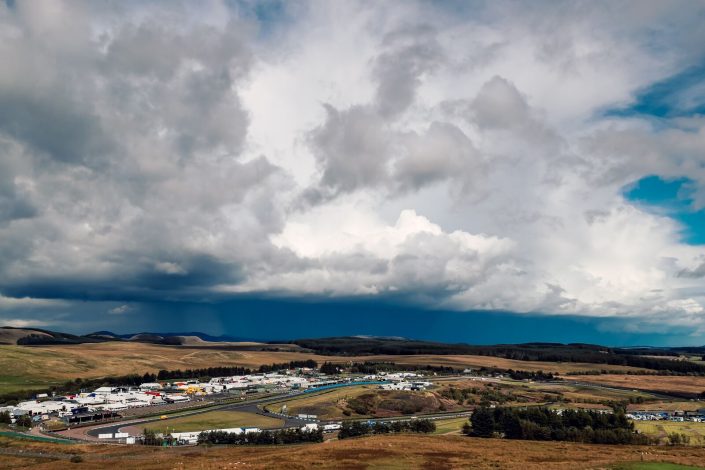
[433,416,468,434]
[0,343,326,393]
[3,434,705,469]
[266,386,374,418]
[634,421,705,446]
[613,464,705,470]
[565,375,705,395]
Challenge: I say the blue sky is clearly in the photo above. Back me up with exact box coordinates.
[625,176,705,245]
[49,297,696,347]
[1,1,705,346]
[608,63,705,119]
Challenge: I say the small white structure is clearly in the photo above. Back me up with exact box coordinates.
[163,394,189,403]
[171,431,201,445]
[139,383,162,391]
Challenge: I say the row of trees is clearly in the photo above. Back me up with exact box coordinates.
[294,338,705,375]
[151,360,320,381]
[196,428,323,445]
[338,419,436,438]
[320,362,340,374]
[505,370,554,381]
[466,406,650,445]
[156,367,251,380]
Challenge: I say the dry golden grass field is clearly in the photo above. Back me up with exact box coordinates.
[0,343,649,394]
[0,343,323,393]
[628,402,704,412]
[566,375,705,395]
[634,421,705,446]
[355,353,648,374]
[3,433,705,469]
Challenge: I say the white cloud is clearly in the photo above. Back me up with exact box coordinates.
[0,318,49,328]
[154,262,187,276]
[108,304,132,315]
[0,294,65,310]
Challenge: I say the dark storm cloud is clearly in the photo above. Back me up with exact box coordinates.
[678,261,705,279]
[0,1,294,310]
[372,24,442,118]
[2,253,244,302]
[0,151,36,225]
[0,93,113,166]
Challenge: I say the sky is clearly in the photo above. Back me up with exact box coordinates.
[1,0,705,346]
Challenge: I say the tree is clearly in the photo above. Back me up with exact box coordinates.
[339,421,369,439]
[320,362,339,375]
[668,432,690,446]
[15,415,32,428]
[0,411,11,425]
[142,428,162,446]
[470,407,495,438]
[410,419,436,433]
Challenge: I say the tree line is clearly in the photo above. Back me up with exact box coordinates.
[196,428,323,445]
[156,360,318,380]
[338,419,436,438]
[293,338,705,375]
[465,406,650,445]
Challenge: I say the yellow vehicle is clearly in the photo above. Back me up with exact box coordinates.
[160,415,168,420]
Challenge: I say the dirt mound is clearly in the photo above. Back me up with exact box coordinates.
[347,390,460,417]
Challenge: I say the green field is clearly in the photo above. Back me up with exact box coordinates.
[140,410,283,433]
[634,421,705,446]
[432,416,468,435]
[613,463,705,470]
[0,375,62,394]
[0,431,75,444]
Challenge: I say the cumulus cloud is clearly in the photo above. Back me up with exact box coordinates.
[108,304,132,315]
[1,0,705,334]
[0,318,50,328]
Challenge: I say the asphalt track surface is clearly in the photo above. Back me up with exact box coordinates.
[84,391,313,438]
[82,384,474,440]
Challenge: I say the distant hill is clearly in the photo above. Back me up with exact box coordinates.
[0,327,54,345]
[6,326,705,376]
[1,326,263,346]
[290,336,705,375]
[87,331,245,343]
[120,331,244,342]
[0,326,106,345]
